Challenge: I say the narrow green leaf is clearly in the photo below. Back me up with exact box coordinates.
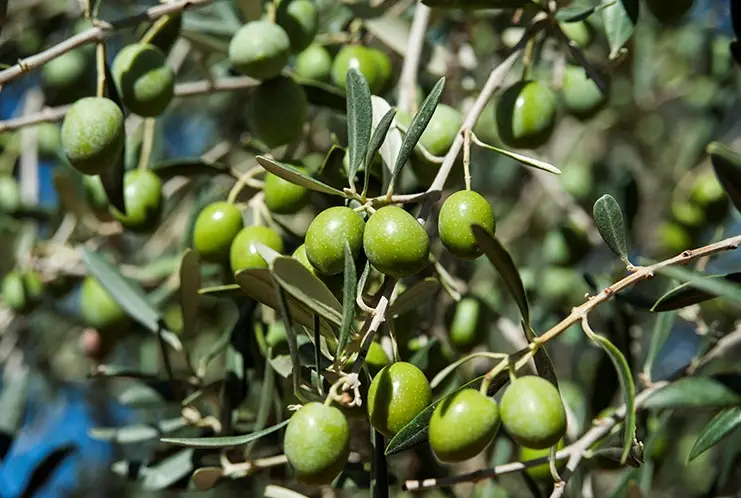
[80,248,181,350]
[198,283,244,299]
[422,0,528,8]
[365,108,397,194]
[162,419,289,448]
[256,156,346,197]
[652,273,741,312]
[389,77,445,191]
[150,157,231,180]
[644,377,741,409]
[389,278,441,317]
[137,448,194,490]
[90,417,187,444]
[653,266,741,306]
[346,67,373,187]
[583,326,635,464]
[178,250,201,340]
[100,56,126,213]
[336,243,357,360]
[707,141,741,214]
[555,4,598,22]
[471,226,530,325]
[472,138,562,175]
[602,0,639,60]
[642,308,676,379]
[272,256,343,326]
[525,323,558,388]
[593,194,630,262]
[688,407,741,462]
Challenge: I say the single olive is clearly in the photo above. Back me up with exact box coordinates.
[229,225,284,272]
[228,20,291,80]
[559,21,594,49]
[519,439,566,481]
[438,190,495,259]
[0,176,21,213]
[265,321,288,348]
[365,341,391,375]
[368,47,393,94]
[561,66,607,119]
[363,206,430,278]
[61,97,125,176]
[672,201,705,228]
[41,49,93,102]
[429,389,501,463]
[295,43,332,82]
[496,80,557,150]
[399,104,462,158]
[163,304,184,334]
[558,380,588,435]
[367,362,432,437]
[36,123,62,157]
[111,170,163,232]
[112,43,175,117]
[292,244,343,296]
[2,272,27,311]
[263,168,311,214]
[448,297,481,352]
[331,45,381,94]
[284,402,350,485]
[659,222,692,254]
[305,206,365,275]
[646,0,695,24]
[192,202,244,262]
[276,0,319,53]
[79,276,128,330]
[247,76,308,148]
[500,376,567,449]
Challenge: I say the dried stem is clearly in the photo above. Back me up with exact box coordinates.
[397,2,430,114]
[95,41,107,97]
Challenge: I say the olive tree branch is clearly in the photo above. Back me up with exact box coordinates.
[0,0,214,88]
[397,1,430,114]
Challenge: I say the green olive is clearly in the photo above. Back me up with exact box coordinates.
[228,20,290,80]
[79,276,128,330]
[41,49,93,103]
[111,170,163,232]
[112,43,175,117]
[36,123,62,157]
[263,168,311,214]
[438,190,495,259]
[284,402,350,485]
[672,201,705,228]
[266,321,288,348]
[61,97,125,176]
[368,48,393,94]
[192,202,245,262]
[163,304,184,334]
[276,0,319,53]
[659,222,692,254]
[496,80,557,150]
[559,21,594,49]
[429,389,500,463]
[519,439,566,481]
[365,341,391,375]
[420,104,463,157]
[448,297,482,352]
[367,362,432,437]
[331,45,382,94]
[229,225,284,272]
[295,43,332,82]
[0,176,21,213]
[500,376,567,449]
[247,76,308,148]
[363,206,430,278]
[646,0,695,24]
[1,271,40,312]
[561,66,607,119]
[305,206,365,275]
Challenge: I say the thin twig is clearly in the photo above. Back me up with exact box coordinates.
[397,2,430,114]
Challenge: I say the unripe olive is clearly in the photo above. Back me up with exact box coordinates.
[41,50,93,102]
[284,402,350,484]
[163,304,184,334]
[228,20,290,80]
[559,21,594,49]
[0,177,21,213]
[496,80,557,150]
[367,362,432,437]
[519,438,566,481]
[659,222,691,254]
[111,170,163,232]
[429,389,500,463]
[331,45,384,94]
[646,0,695,24]
[266,321,288,348]
[263,168,311,214]
[295,43,332,82]
[448,297,482,352]
[305,206,365,275]
[112,43,175,117]
[1,271,42,312]
[36,123,62,157]
[365,341,390,375]
[368,48,393,94]
[192,202,244,262]
[561,66,607,119]
[500,376,567,449]
[247,76,308,148]
[398,104,462,158]
[79,276,128,330]
[276,0,319,53]
[363,206,430,278]
[438,190,495,259]
[229,225,284,272]
[62,97,125,176]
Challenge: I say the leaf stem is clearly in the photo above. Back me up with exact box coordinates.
[463,128,472,191]
[95,41,107,98]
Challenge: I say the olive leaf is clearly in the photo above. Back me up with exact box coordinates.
[602,0,639,60]
[651,273,741,312]
[688,407,741,462]
[472,225,530,326]
[150,157,231,180]
[422,0,529,8]
[336,243,357,361]
[523,322,558,388]
[472,137,562,175]
[80,248,182,351]
[178,249,200,340]
[555,4,598,22]
[389,278,440,317]
[389,77,445,192]
[161,420,288,448]
[365,107,397,194]
[256,156,346,197]
[644,377,741,409]
[593,194,630,263]
[198,283,244,299]
[707,141,741,214]
[90,418,187,444]
[653,265,741,306]
[134,448,195,490]
[346,67,373,189]
[99,55,126,213]
[642,307,676,380]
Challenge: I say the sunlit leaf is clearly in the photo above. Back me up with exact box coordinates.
[593,194,630,263]
[256,156,346,197]
[472,138,562,175]
[602,0,639,60]
[346,67,373,187]
[162,419,289,448]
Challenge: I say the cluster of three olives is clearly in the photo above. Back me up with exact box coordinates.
[429,376,567,464]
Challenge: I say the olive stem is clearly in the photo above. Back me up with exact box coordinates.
[140,13,176,45]
[462,128,472,191]
[137,118,156,170]
[429,351,509,391]
[548,444,562,484]
[227,166,265,204]
[430,253,464,301]
[397,2,430,114]
[95,41,107,98]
